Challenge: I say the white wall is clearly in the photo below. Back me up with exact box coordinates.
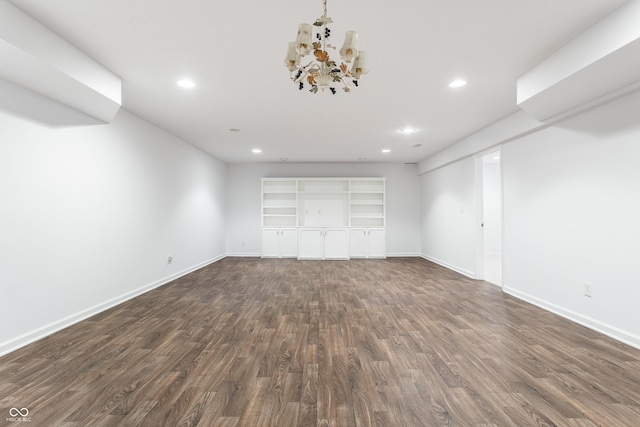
[420,89,640,348]
[502,90,640,347]
[0,108,227,355]
[226,163,421,257]
[420,157,477,277]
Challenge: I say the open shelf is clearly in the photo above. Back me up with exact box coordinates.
[351,217,385,227]
[350,179,385,193]
[263,215,297,227]
[298,179,349,193]
[263,207,296,216]
[263,192,297,207]
[263,179,297,193]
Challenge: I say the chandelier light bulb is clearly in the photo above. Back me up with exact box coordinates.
[284,42,300,72]
[295,24,313,56]
[351,51,368,79]
[339,31,359,63]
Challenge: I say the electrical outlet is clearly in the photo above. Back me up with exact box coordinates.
[168,256,173,265]
[584,282,592,297]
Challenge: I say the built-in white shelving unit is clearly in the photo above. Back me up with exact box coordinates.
[349,179,385,227]
[261,178,386,259]
[262,179,297,227]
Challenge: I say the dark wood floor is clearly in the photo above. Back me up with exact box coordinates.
[2,258,640,426]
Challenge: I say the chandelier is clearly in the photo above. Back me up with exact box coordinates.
[284,0,368,94]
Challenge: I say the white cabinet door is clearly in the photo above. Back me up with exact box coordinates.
[298,228,324,259]
[280,228,298,258]
[262,228,298,258]
[349,228,368,258]
[262,229,280,257]
[298,228,349,260]
[367,228,386,258]
[324,228,349,260]
[349,228,386,258]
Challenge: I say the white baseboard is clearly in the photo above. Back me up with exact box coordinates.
[0,254,226,357]
[503,287,640,351]
[226,252,262,257]
[229,252,421,259]
[420,254,476,279]
[386,252,422,258]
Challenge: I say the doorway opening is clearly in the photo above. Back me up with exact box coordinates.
[479,150,503,286]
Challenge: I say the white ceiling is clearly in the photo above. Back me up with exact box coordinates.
[9,0,629,164]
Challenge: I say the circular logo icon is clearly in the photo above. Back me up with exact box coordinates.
[9,408,29,417]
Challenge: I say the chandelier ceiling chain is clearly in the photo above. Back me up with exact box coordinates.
[284,0,368,94]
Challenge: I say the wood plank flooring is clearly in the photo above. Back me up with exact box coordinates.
[2,257,640,426]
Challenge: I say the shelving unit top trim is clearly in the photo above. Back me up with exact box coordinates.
[261,177,386,181]
[299,190,349,193]
[263,191,297,194]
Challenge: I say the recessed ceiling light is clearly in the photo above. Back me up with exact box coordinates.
[177,79,195,88]
[252,149,262,153]
[449,79,467,88]
[382,149,391,153]
[400,127,417,135]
